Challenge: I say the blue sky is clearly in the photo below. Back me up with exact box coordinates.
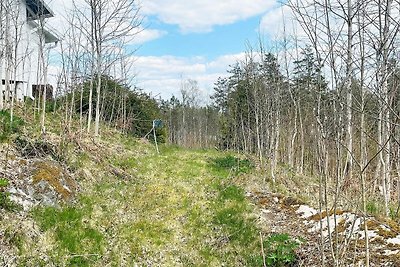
[49,0,294,101]
[129,0,294,100]
[137,15,263,59]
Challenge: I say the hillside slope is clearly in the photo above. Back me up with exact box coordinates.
[0,125,300,266]
[0,118,399,266]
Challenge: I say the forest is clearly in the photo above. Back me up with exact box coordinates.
[1,0,400,266]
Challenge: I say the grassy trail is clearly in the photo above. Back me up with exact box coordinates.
[27,142,268,266]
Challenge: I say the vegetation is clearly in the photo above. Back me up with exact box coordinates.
[160,79,220,148]
[1,131,298,266]
[0,178,19,211]
[211,155,254,175]
[65,76,167,142]
[32,206,104,266]
[1,0,399,266]
[263,233,300,267]
[0,110,24,142]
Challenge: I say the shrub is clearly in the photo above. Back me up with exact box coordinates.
[211,155,254,174]
[14,137,61,160]
[263,233,299,266]
[65,76,167,142]
[0,110,24,142]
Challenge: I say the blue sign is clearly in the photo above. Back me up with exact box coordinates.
[153,119,163,128]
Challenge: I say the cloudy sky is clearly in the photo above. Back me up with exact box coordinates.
[48,0,291,100]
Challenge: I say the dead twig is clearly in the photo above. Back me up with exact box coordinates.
[260,231,267,267]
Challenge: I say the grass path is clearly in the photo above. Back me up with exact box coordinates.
[28,142,270,266]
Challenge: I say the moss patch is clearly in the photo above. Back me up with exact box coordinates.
[32,161,76,199]
[308,209,345,221]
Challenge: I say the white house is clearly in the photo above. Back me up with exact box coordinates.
[0,0,59,102]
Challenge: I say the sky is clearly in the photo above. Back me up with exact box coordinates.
[47,0,293,101]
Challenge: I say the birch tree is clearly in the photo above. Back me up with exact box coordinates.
[73,0,141,137]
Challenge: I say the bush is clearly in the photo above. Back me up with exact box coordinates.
[0,110,24,142]
[263,233,299,266]
[65,76,167,142]
[14,137,61,160]
[212,155,254,174]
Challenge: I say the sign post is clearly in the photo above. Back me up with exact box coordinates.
[144,119,163,154]
[152,120,160,154]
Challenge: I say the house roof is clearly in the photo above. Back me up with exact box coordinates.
[43,25,59,43]
[28,20,60,43]
[26,0,54,20]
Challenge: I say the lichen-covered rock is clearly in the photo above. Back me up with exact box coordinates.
[6,158,77,210]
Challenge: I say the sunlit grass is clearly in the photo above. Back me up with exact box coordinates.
[25,135,285,266]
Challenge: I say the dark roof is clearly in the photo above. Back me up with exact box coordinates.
[26,0,54,20]
[43,26,59,43]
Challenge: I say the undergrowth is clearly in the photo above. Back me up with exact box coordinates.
[263,233,300,266]
[0,110,24,142]
[19,135,300,266]
[211,155,254,175]
[32,205,104,266]
[0,178,20,211]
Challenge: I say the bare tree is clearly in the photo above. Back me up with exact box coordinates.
[73,0,141,137]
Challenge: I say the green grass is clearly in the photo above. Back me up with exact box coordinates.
[32,206,104,266]
[0,110,24,142]
[23,138,298,266]
[211,155,254,176]
[0,178,20,211]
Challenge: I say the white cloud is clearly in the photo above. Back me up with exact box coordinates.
[260,5,305,41]
[46,0,164,46]
[140,0,276,33]
[128,27,167,45]
[132,53,246,100]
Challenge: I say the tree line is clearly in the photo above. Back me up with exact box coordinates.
[161,1,400,265]
[0,0,154,140]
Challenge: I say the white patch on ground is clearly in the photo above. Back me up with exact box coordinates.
[358,230,379,239]
[309,215,345,237]
[296,205,317,218]
[261,209,271,214]
[347,216,361,234]
[8,187,37,211]
[387,236,400,245]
